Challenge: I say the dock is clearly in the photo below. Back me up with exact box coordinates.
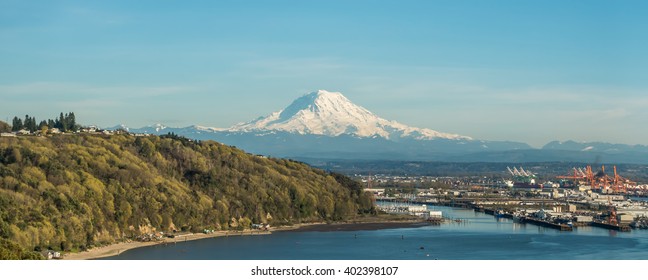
[590,221,631,232]
[523,217,573,231]
[480,207,572,231]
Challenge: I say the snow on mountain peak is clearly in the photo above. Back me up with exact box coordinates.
[114,124,130,131]
[191,125,225,132]
[228,90,471,141]
[152,123,167,132]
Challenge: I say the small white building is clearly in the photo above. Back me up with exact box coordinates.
[80,126,98,133]
[619,209,648,218]
[428,211,443,218]
[575,216,593,223]
[407,205,428,213]
[0,132,16,137]
[543,181,560,188]
[578,185,592,192]
[364,188,385,196]
[618,213,634,223]
[42,250,61,260]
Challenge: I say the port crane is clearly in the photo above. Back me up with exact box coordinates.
[507,166,535,177]
[608,194,619,225]
[556,165,635,193]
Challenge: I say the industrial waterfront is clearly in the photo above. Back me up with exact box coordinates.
[363,165,648,232]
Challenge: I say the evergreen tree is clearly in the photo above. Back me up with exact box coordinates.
[8,112,80,133]
[54,117,61,130]
[29,116,37,132]
[38,120,48,130]
[23,115,38,132]
[63,112,77,132]
[11,117,22,132]
[59,112,67,131]
[23,115,30,131]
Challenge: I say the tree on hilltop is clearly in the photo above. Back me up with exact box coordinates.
[0,121,11,133]
[11,117,22,132]
[9,112,80,133]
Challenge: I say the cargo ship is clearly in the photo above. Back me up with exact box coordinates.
[524,217,573,231]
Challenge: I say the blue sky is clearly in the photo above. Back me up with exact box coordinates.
[1,0,647,147]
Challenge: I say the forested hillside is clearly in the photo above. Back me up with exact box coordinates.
[0,134,374,257]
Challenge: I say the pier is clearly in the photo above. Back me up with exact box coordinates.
[523,217,573,231]
[474,206,573,231]
[481,208,573,231]
[590,221,631,232]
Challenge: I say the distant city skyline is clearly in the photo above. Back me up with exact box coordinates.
[1,1,647,147]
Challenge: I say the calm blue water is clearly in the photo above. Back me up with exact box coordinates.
[102,206,648,260]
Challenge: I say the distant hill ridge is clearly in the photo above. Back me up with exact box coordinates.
[542,140,648,153]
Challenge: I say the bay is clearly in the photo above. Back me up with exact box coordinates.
[102,205,648,260]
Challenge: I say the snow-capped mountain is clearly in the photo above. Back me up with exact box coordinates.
[229,90,470,141]
[109,89,534,161]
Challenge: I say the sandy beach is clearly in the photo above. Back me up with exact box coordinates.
[61,230,271,260]
[62,218,428,260]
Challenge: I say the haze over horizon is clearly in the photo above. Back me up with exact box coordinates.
[2,1,647,147]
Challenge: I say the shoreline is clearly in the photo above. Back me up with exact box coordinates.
[62,218,428,260]
[282,221,430,232]
[61,230,271,260]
